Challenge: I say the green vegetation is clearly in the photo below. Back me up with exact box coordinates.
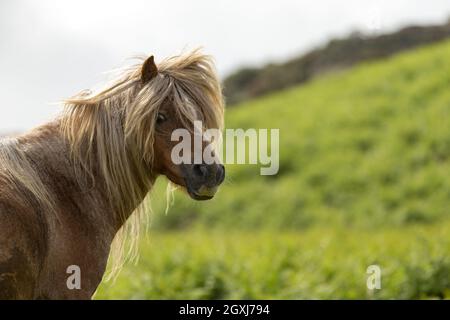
[96,223,450,299]
[96,40,450,299]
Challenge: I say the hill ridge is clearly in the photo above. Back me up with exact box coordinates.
[224,21,450,105]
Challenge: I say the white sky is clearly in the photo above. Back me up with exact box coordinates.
[1,0,450,131]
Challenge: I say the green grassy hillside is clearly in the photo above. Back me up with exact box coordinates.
[96,40,450,299]
[152,39,450,231]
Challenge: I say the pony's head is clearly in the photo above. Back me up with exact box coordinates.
[134,55,225,200]
[63,49,225,216]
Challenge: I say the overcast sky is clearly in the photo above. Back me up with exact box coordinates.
[1,0,450,132]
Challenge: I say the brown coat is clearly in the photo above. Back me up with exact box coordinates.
[0,122,127,299]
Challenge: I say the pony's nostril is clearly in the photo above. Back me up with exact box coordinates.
[216,165,225,184]
[193,164,208,178]
[193,164,224,184]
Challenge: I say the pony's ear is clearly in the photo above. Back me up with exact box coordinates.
[141,55,158,83]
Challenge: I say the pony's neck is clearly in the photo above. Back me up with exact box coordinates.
[22,120,154,235]
[60,93,158,234]
[69,124,156,232]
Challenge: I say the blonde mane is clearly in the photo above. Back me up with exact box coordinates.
[59,49,224,278]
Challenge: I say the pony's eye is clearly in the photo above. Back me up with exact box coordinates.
[156,113,167,124]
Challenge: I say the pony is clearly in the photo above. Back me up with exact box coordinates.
[0,50,225,299]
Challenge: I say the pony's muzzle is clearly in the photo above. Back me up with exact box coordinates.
[182,163,225,200]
